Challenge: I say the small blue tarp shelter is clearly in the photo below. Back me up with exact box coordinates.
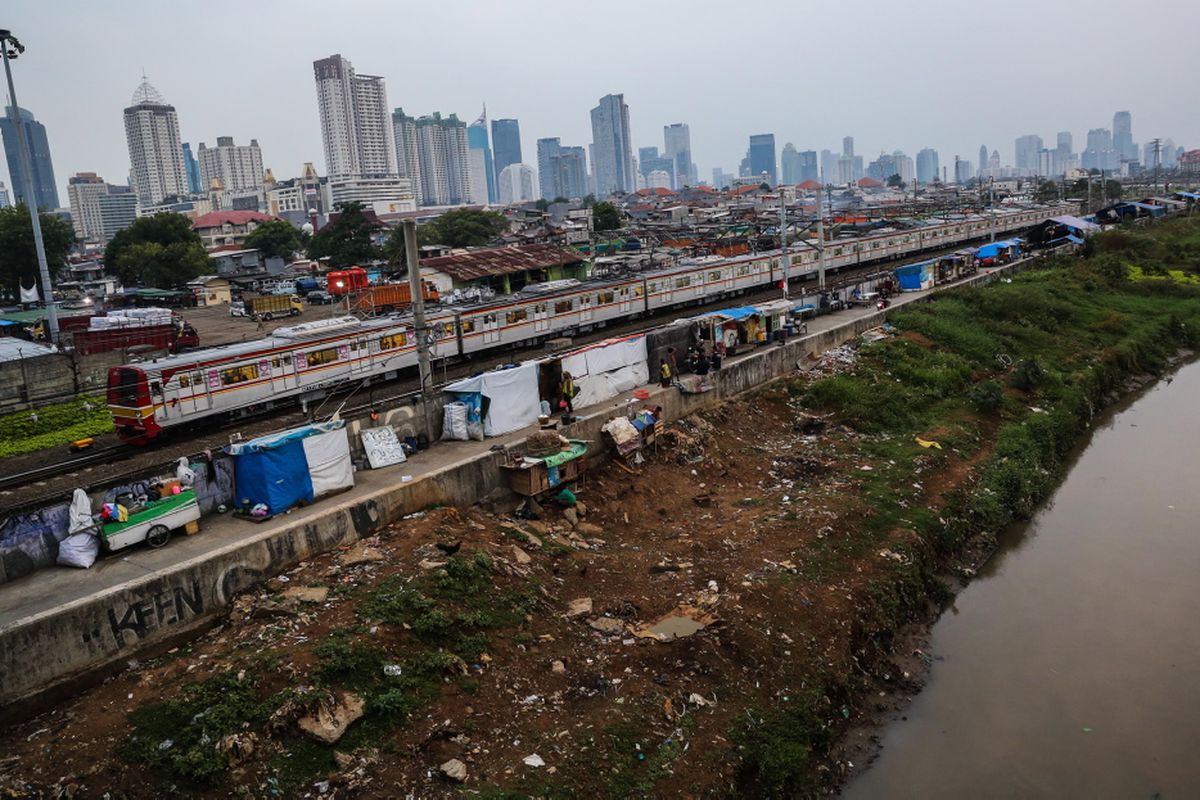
[227,421,353,515]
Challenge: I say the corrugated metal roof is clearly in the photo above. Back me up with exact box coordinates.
[0,337,57,362]
[421,243,584,282]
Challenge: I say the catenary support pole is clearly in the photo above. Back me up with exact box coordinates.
[1,32,57,345]
[404,219,433,443]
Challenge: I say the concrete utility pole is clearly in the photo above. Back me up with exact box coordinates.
[816,183,828,290]
[0,30,58,345]
[779,192,788,299]
[403,219,433,443]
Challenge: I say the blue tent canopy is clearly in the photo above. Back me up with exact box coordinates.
[694,306,760,322]
[1176,191,1200,200]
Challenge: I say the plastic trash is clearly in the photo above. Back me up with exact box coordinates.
[57,531,99,569]
[176,457,196,487]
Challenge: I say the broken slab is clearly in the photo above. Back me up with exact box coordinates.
[566,597,593,618]
[440,758,468,782]
[297,691,365,744]
[279,586,329,604]
[588,617,625,636]
[340,543,385,566]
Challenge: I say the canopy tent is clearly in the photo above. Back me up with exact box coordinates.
[976,239,1021,261]
[227,421,354,514]
[445,361,541,437]
[559,335,649,409]
[692,306,760,322]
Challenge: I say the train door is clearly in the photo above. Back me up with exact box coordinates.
[618,286,634,314]
[481,313,500,345]
[351,336,372,374]
[171,364,212,417]
[533,302,551,333]
[722,266,735,293]
[578,293,593,323]
[268,352,296,394]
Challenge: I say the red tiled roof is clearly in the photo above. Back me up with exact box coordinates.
[857,177,883,188]
[192,211,275,230]
[636,187,676,197]
[732,185,760,195]
[798,180,822,190]
[421,243,585,282]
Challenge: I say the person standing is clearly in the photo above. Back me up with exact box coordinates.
[696,346,709,376]
[561,371,576,413]
[659,358,673,387]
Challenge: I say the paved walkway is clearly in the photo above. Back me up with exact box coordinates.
[0,264,1018,630]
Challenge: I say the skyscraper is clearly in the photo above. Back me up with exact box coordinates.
[497,163,536,205]
[979,145,988,176]
[590,94,634,196]
[820,150,839,184]
[797,150,818,183]
[197,137,263,195]
[181,143,201,194]
[395,112,472,207]
[123,79,187,206]
[1113,111,1136,160]
[552,147,588,200]
[916,148,939,183]
[842,136,854,158]
[67,172,136,242]
[663,123,696,188]
[467,108,496,204]
[313,54,397,179]
[1014,134,1043,175]
[491,118,522,180]
[1,106,59,210]
[0,181,10,207]
[748,134,777,184]
[781,143,801,184]
[537,138,561,200]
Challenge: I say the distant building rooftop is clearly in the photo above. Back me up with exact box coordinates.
[192,211,274,230]
[421,243,584,282]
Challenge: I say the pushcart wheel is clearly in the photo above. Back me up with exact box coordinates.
[146,524,171,548]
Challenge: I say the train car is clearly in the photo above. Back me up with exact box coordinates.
[107,204,1076,441]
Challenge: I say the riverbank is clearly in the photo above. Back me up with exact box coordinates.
[1,220,1198,797]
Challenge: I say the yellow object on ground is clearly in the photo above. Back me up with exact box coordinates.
[916,437,942,450]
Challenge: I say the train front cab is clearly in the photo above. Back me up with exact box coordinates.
[107,366,162,443]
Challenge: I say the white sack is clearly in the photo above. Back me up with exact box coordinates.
[68,488,93,534]
[57,532,99,569]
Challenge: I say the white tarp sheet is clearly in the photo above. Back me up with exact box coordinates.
[301,427,354,498]
[446,362,541,436]
[560,336,648,409]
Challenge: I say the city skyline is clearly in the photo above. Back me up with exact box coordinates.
[2,0,1198,203]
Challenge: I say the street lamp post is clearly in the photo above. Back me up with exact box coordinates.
[0,30,58,345]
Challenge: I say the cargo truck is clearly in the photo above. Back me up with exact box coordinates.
[349,282,440,314]
[230,294,304,320]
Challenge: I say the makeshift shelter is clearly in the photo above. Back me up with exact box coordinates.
[445,362,541,437]
[558,335,649,408]
[227,421,354,515]
[894,259,936,291]
[975,239,1021,265]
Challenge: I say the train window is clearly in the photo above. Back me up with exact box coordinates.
[506,309,528,324]
[461,319,475,333]
[440,322,456,336]
[221,364,259,385]
[834,248,843,256]
[379,332,408,349]
[647,282,657,292]
[708,270,723,282]
[282,356,292,367]
[271,356,281,368]
[306,348,339,367]
[674,276,691,289]
[193,371,203,385]
[737,264,752,276]
[634,285,645,296]
[554,299,573,314]
[179,374,190,388]
[597,290,614,304]
[579,295,591,306]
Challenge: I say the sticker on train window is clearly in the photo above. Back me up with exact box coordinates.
[207,370,220,389]
[259,359,271,377]
[295,352,308,369]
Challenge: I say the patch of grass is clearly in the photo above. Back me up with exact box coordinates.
[269,737,337,789]
[120,670,283,786]
[731,688,835,798]
[0,394,112,458]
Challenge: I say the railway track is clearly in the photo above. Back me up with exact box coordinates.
[0,239,987,512]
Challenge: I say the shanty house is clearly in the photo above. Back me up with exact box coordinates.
[420,243,588,294]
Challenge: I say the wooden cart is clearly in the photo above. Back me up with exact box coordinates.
[501,441,588,498]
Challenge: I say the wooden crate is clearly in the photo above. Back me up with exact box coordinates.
[184,520,201,536]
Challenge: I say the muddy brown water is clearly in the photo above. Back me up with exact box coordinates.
[843,359,1200,799]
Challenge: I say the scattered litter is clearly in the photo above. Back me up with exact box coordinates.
[915,437,942,450]
[383,664,403,677]
[523,754,545,768]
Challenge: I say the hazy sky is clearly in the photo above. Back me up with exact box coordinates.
[5,0,1197,203]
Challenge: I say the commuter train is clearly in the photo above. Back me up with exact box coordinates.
[107,205,1072,442]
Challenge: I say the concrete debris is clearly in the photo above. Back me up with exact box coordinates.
[297,692,365,744]
[340,543,385,566]
[566,597,593,618]
[688,692,712,707]
[510,545,532,565]
[574,522,603,537]
[418,559,447,571]
[550,660,566,675]
[279,586,329,604]
[439,758,468,782]
[588,617,625,635]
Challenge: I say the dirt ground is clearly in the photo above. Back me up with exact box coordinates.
[0,356,996,798]
[178,303,340,348]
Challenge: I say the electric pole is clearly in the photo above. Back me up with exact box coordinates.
[403,219,433,443]
[1,30,58,345]
[816,183,828,290]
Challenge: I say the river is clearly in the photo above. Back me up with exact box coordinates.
[842,358,1200,799]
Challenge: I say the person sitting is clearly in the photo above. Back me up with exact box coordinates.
[709,349,722,372]
[695,346,710,376]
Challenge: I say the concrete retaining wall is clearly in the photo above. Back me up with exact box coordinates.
[0,352,77,412]
[0,259,1032,717]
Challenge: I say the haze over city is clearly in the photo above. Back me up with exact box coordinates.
[5,0,1198,202]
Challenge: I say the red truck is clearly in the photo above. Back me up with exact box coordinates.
[73,321,199,356]
[349,282,440,313]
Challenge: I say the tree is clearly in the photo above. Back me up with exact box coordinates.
[0,204,75,299]
[1035,182,1061,203]
[534,198,550,212]
[114,240,210,288]
[104,212,209,288]
[582,194,597,208]
[592,201,622,231]
[306,202,382,267]
[552,196,569,204]
[421,208,509,248]
[886,173,906,190]
[243,219,308,261]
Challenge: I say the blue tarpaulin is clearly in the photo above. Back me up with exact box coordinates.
[894,260,935,291]
[227,421,351,515]
[694,306,760,321]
